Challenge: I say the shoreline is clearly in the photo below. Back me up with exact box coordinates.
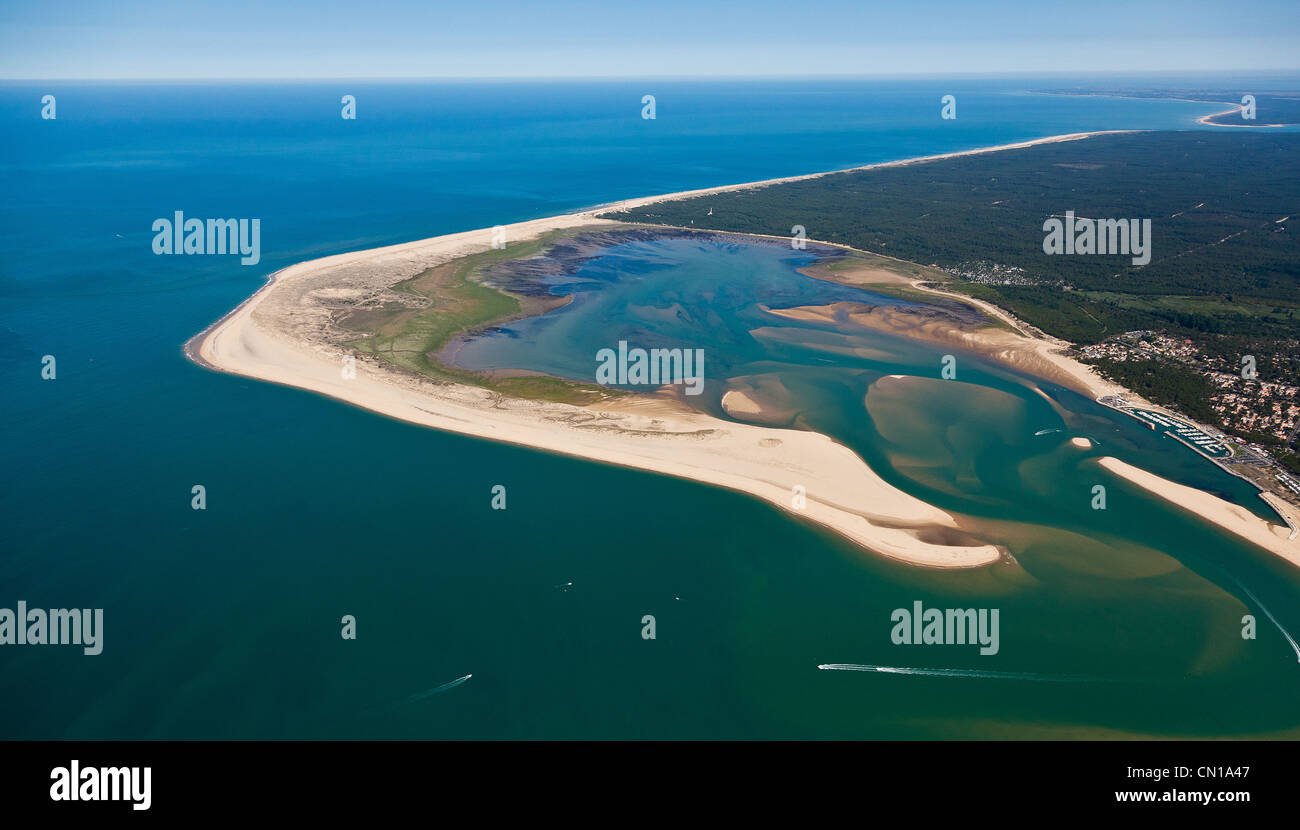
[186,128,1296,569]
[766,261,1300,561]
[1022,91,1285,129]
[187,213,1007,569]
[187,127,1134,360]
[183,266,284,369]
[1097,457,1300,567]
[1196,104,1288,128]
[582,130,1137,215]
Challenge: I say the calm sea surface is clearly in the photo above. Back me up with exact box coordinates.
[3,78,1299,738]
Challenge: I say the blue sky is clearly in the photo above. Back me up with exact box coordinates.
[1,0,1297,78]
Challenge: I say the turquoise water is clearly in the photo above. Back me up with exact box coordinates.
[460,237,1275,515]
[3,78,1299,739]
[457,238,918,383]
[458,235,1300,737]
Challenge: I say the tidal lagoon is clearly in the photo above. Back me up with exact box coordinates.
[5,79,1300,739]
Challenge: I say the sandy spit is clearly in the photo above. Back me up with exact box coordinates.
[1097,457,1300,567]
[190,215,1009,568]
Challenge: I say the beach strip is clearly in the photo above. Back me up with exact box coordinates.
[190,128,1285,570]
[1097,456,1300,567]
[190,214,1004,568]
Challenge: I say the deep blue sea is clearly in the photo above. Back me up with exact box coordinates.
[4,77,1300,738]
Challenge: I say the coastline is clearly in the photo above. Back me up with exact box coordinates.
[582,130,1137,215]
[183,266,284,370]
[187,213,1006,569]
[769,264,1300,566]
[1024,92,1284,129]
[1196,104,1287,128]
[1098,457,1300,567]
[187,128,1296,569]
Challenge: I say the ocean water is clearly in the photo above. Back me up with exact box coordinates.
[3,78,1299,739]
[456,235,1300,736]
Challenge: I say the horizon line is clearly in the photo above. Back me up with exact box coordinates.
[4,68,1300,83]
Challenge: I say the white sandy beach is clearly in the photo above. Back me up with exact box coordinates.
[1097,457,1300,567]
[593,130,1136,215]
[1196,104,1286,128]
[191,215,1007,568]
[190,128,1293,570]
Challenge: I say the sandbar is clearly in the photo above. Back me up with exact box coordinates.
[188,129,1252,570]
[1097,456,1300,567]
[189,215,1003,568]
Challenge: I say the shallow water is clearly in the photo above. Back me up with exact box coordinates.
[454,235,1300,738]
[4,78,1299,739]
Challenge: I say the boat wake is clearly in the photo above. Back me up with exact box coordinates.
[817,663,1106,682]
[362,674,473,714]
[1235,583,1300,663]
[401,674,473,703]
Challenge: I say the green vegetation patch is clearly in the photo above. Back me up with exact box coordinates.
[344,230,618,405]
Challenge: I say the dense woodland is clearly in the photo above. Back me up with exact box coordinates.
[602,133,1299,364]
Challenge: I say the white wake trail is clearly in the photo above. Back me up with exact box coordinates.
[1235,583,1300,663]
[817,664,1106,682]
[403,674,473,703]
